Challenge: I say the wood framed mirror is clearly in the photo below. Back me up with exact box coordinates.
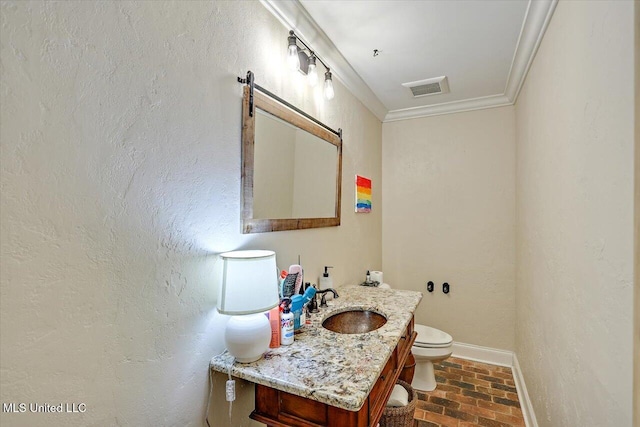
[240,74,342,233]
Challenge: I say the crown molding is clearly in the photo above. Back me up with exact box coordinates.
[384,94,512,122]
[384,0,557,122]
[262,0,557,123]
[260,0,388,121]
[504,0,558,102]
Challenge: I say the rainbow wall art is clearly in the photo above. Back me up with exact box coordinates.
[355,175,372,213]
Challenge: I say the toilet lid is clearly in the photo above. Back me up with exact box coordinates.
[414,325,453,347]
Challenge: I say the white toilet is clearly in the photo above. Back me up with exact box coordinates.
[411,324,453,391]
[378,283,453,391]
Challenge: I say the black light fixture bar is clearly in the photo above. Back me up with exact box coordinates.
[237,71,342,139]
[289,30,330,72]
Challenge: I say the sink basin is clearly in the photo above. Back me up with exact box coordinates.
[322,310,387,334]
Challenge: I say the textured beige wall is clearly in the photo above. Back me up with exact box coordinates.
[634,1,640,424]
[382,106,516,351]
[0,1,382,426]
[515,1,635,426]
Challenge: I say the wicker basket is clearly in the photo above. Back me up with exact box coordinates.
[379,380,417,427]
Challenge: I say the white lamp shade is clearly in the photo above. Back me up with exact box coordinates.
[217,250,279,315]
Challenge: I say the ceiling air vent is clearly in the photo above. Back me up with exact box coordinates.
[402,76,450,98]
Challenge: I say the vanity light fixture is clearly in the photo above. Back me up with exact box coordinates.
[286,30,335,100]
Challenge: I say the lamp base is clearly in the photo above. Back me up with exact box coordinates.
[224,313,272,363]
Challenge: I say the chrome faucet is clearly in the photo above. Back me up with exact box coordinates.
[316,288,339,308]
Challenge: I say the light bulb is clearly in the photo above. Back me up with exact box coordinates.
[307,54,318,86]
[287,33,300,71]
[287,45,300,71]
[324,71,334,100]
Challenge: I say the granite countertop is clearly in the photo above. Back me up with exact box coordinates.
[210,285,423,411]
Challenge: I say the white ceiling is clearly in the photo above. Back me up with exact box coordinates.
[262,0,557,122]
[300,0,527,111]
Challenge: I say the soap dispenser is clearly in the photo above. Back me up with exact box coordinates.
[319,266,333,290]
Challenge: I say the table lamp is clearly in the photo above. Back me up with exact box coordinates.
[217,250,279,363]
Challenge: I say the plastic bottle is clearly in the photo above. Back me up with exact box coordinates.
[267,306,280,348]
[280,299,294,345]
[319,266,333,290]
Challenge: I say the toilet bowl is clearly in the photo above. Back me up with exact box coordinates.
[377,283,453,392]
[411,324,453,391]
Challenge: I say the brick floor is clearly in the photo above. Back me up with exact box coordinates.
[412,357,524,427]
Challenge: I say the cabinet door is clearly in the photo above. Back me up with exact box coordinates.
[368,349,397,422]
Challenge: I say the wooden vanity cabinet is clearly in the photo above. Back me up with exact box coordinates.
[250,317,416,427]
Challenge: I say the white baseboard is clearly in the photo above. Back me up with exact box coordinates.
[451,342,537,427]
[451,341,513,367]
[512,353,538,427]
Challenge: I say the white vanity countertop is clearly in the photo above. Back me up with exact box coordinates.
[209,285,423,411]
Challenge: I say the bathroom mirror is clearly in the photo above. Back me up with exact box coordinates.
[240,83,342,233]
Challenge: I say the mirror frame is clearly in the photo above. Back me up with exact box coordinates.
[241,85,343,233]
